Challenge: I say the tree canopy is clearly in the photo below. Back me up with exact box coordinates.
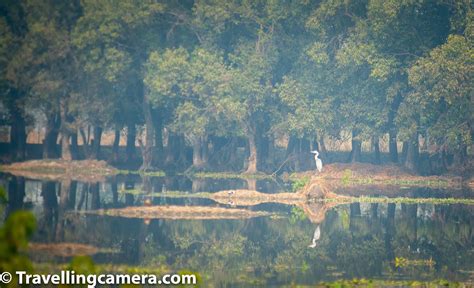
[0,0,472,173]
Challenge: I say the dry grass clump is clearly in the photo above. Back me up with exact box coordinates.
[0,159,116,182]
[87,205,271,220]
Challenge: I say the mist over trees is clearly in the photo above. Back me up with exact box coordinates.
[0,0,472,174]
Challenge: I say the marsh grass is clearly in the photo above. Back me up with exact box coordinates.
[342,177,452,187]
[318,279,461,287]
[321,196,474,205]
[188,172,272,180]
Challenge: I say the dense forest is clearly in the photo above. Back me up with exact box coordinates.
[0,0,472,174]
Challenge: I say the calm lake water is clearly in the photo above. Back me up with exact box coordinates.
[1,174,474,286]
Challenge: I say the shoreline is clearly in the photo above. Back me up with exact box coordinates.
[0,159,472,188]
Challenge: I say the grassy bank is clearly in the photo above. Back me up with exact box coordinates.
[319,196,474,205]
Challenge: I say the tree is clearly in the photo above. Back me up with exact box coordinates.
[406,13,473,167]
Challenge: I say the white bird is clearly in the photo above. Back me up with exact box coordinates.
[308,225,321,248]
[311,150,323,173]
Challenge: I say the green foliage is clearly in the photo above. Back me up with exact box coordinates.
[291,176,310,192]
[289,206,307,224]
[0,208,36,281]
[68,255,97,275]
[0,0,472,172]
[323,196,474,206]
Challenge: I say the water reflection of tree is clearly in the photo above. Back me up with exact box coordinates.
[5,176,474,285]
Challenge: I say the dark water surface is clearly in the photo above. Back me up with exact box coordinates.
[1,174,474,286]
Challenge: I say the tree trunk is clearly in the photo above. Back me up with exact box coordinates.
[372,136,381,164]
[319,134,327,153]
[10,107,26,161]
[246,179,257,190]
[404,133,419,171]
[165,133,177,165]
[401,141,409,162]
[453,142,468,166]
[350,129,362,163]
[267,135,275,166]
[90,126,103,159]
[387,91,403,163]
[59,98,72,161]
[286,135,297,156]
[43,112,60,159]
[111,178,118,205]
[257,134,269,168]
[71,130,79,160]
[140,96,155,171]
[68,181,77,209]
[41,181,58,232]
[227,137,239,169]
[90,182,100,210]
[112,126,121,163]
[246,130,258,173]
[311,134,320,152]
[201,136,209,165]
[60,135,72,161]
[388,130,398,163]
[6,177,25,216]
[179,136,188,166]
[126,122,136,162]
[192,137,204,168]
[59,180,71,210]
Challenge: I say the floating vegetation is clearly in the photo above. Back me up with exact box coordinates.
[341,177,452,187]
[83,205,272,220]
[116,170,166,177]
[395,257,435,268]
[317,278,462,287]
[320,196,474,205]
[189,172,272,180]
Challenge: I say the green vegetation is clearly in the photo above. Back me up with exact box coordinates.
[318,279,462,287]
[394,257,435,268]
[289,206,307,223]
[0,0,471,175]
[0,188,36,286]
[0,211,36,274]
[340,177,452,188]
[291,175,311,192]
[322,196,474,206]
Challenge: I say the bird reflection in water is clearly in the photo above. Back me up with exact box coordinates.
[308,225,321,248]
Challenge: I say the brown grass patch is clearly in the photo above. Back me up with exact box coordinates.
[210,189,305,206]
[292,163,462,187]
[85,205,271,220]
[0,159,116,182]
